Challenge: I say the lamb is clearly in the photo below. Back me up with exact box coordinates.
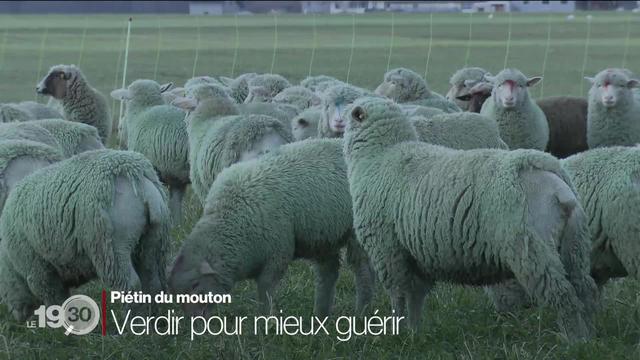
[300,75,345,93]
[0,149,170,322]
[169,139,374,317]
[446,67,490,110]
[0,140,63,215]
[273,85,321,110]
[36,64,112,143]
[488,146,640,313]
[110,80,190,222]
[480,68,549,150]
[244,74,291,103]
[0,101,62,122]
[172,84,292,204]
[317,84,366,138]
[584,68,640,148]
[219,72,257,104]
[26,119,104,157]
[342,96,597,341]
[291,106,322,141]
[374,67,460,113]
[411,112,508,150]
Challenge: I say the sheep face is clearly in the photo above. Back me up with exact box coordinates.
[325,99,348,135]
[447,67,490,110]
[344,97,410,154]
[487,69,541,109]
[586,69,639,109]
[376,68,428,103]
[36,66,73,99]
[457,82,493,113]
[168,254,228,317]
[375,75,404,101]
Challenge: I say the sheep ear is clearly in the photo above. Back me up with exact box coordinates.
[456,94,472,101]
[351,106,367,123]
[199,261,215,276]
[159,82,174,93]
[171,96,198,111]
[110,89,130,100]
[627,79,640,88]
[470,82,493,94]
[483,75,497,84]
[297,118,309,127]
[219,76,233,86]
[526,77,542,87]
[584,76,595,84]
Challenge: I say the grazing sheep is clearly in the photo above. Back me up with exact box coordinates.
[0,140,63,215]
[342,96,597,341]
[244,74,291,103]
[26,119,104,158]
[375,67,460,113]
[169,139,374,317]
[318,84,366,138]
[219,73,257,104]
[111,80,190,222]
[36,64,111,143]
[291,106,322,141]
[585,68,640,148]
[0,149,170,322]
[411,112,508,150]
[273,86,321,110]
[480,69,549,150]
[446,67,491,110]
[537,96,589,158]
[172,84,292,204]
[300,75,345,93]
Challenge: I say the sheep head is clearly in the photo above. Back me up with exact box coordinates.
[375,67,430,103]
[585,68,639,109]
[486,68,541,109]
[321,85,366,137]
[36,64,84,99]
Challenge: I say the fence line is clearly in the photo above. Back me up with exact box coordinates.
[118,18,132,124]
[153,16,162,80]
[231,14,239,77]
[77,16,89,66]
[191,17,201,78]
[346,14,356,83]
[308,13,317,77]
[464,12,473,67]
[270,14,278,74]
[539,14,552,98]
[34,27,49,101]
[424,13,432,79]
[579,16,592,96]
[621,14,632,69]
[386,12,394,72]
[503,12,512,69]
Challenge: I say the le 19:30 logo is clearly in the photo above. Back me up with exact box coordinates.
[28,295,100,335]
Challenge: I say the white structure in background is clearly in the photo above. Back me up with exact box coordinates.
[511,1,576,13]
[188,1,238,15]
[470,1,511,12]
[389,2,461,12]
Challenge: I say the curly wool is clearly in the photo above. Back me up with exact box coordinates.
[26,119,104,158]
[480,69,549,150]
[169,139,374,317]
[244,74,291,103]
[562,146,640,284]
[411,112,508,150]
[291,106,322,141]
[273,86,321,110]
[0,140,63,214]
[343,97,597,340]
[586,69,640,148]
[219,73,257,103]
[41,65,111,143]
[449,67,489,87]
[0,149,170,321]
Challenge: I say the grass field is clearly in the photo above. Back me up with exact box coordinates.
[0,12,639,359]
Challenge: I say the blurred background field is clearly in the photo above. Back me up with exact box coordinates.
[0,11,638,359]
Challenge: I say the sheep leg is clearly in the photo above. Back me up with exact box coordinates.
[168,183,186,225]
[312,255,340,317]
[485,280,533,313]
[346,237,376,315]
[405,276,432,331]
[0,254,39,322]
[507,232,591,342]
[256,262,287,315]
[20,256,68,307]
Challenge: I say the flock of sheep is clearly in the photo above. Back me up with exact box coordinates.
[0,60,638,343]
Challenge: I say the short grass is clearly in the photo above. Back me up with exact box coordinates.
[0,12,639,359]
